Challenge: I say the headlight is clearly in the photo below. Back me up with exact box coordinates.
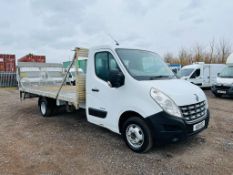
[150,88,182,118]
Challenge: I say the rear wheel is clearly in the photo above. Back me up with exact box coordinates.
[122,117,153,153]
[38,97,54,117]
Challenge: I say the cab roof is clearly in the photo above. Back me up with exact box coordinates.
[182,64,201,69]
[90,45,156,53]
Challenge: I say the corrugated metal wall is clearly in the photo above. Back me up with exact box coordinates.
[0,72,17,87]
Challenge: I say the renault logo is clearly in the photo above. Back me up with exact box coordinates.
[194,94,199,102]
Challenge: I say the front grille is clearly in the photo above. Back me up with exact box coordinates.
[215,85,230,90]
[180,101,206,123]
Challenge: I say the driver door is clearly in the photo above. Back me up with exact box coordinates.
[86,50,123,130]
[190,68,202,86]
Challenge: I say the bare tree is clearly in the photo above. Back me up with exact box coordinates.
[218,39,231,63]
[193,44,203,62]
[163,38,232,65]
[178,48,190,65]
[164,52,174,63]
[209,39,215,63]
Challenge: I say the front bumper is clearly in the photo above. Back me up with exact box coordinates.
[211,85,233,96]
[145,110,209,145]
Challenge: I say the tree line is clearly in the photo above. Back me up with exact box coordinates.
[164,39,232,66]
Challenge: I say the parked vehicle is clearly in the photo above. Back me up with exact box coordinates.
[168,64,181,74]
[66,67,76,85]
[65,58,87,85]
[17,46,209,153]
[177,62,225,87]
[211,54,233,97]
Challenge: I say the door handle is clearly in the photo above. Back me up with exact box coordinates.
[92,88,99,92]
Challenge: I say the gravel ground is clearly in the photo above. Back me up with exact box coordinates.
[0,88,233,175]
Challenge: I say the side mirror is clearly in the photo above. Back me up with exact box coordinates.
[108,70,125,88]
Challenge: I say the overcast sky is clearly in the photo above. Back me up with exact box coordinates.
[0,0,232,63]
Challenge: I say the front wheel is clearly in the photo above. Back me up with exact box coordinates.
[123,117,153,153]
[214,93,222,98]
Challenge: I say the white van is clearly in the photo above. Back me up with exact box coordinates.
[211,54,233,97]
[177,62,225,88]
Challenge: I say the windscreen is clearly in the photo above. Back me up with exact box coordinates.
[177,68,194,78]
[219,66,233,78]
[116,49,175,80]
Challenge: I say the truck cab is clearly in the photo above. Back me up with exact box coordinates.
[211,53,233,97]
[86,46,209,152]
[178,63,202,86]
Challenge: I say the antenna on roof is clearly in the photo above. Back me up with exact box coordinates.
[107,33,120,46]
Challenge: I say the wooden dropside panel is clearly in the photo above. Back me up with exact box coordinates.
[76,74,86,103]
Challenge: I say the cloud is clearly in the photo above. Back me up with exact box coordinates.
[187,0,202,9]
[0,0,232,62]
[193,18,205,24]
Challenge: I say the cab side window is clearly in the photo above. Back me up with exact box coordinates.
[190,69,200,79]
[95,52,120,82]
[109,53,119,71]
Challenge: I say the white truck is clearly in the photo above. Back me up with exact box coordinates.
[17,46,209,153]
[211,54,233,97]
[177,62,225,88]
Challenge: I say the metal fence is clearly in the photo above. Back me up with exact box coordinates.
[0,72,17,87]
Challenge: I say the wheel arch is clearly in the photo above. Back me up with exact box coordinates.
[118,111,144,134]
[38,96,56,105]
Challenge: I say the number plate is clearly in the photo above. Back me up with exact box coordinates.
[193,120,205,131]
[217,90,226,94]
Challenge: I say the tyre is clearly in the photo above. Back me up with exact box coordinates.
[214,93,222,98]
[122,117,153,153]
[38,97,54,117]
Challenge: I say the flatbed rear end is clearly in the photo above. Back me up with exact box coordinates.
[17,48,88,115]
